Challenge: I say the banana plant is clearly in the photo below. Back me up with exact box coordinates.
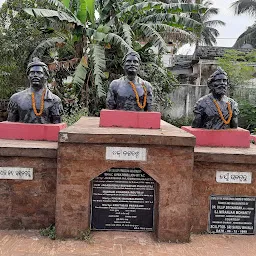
[29,37,66,61]
[24,0,132,100]
[24,0,206,113]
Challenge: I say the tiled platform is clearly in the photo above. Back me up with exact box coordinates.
[0,230,255,256]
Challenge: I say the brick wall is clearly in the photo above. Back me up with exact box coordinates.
[192,146,256,233]
[1,118,255,241]
[56,117,195,242]
[0,140,58,229]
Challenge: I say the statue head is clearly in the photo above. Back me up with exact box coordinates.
[27,57,49,90]
[207,67,229,97]
[123,51,141,77]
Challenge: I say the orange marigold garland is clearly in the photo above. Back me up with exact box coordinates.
[31,89,46,116]
[213,99,233,125]
[129,81,147,109]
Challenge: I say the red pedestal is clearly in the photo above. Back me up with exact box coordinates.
[181,126,250,148]
[250,135,256,144]
[99,109,161,129]
[0,122,67,141]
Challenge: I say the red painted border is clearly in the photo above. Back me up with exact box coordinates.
[0,122,67,141]
[100,109,161,129]
[181,126,250,148]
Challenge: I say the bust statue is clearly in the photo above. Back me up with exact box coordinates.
[191,68,239,129]
[106,51,153,111]
[7,58,63,124]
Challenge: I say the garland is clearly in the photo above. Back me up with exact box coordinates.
[31,89,46,116]
[213,99,232,125]
[129,81,147,109]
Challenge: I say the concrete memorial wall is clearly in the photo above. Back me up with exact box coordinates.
[0,140,57,229]
[0,116,255,242]
[55,117,195,242]
[192,146,256,235]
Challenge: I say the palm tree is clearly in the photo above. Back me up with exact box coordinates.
[232,0,256,48]
[190,0,225,54]
[232,0,256,16]
[233,24,256,48]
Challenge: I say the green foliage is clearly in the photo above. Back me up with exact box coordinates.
[121,23,133,47]
[0,62,21,99]
[0,0,60,99]
[62,106,88,126]
[217,49,256,130]
[91,43,107,98]
[139,56,178,110]
[28,0,195,115]
[61,0,95,24]
[232,0,256,17]
[25,0,205,86]
[137,23,169,53]
[232,1,256,51]
[61,84,88,126]
[75,228,92,241]
[234,23,256,48]
[29,37,66,61]
[73,57,88,90]
[39,224,56,240]
[217,49,256,91]
[236,98,256,132]
[1,0,212,120]
[162,115,194,128]
[190,0,225,47]
[23,8,84,27]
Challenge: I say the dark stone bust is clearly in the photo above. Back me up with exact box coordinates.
[7,58,63,124]
[106,51,153,111]
[191,68,239,129]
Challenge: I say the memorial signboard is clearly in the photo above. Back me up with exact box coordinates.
[209,195,256,234]
[106,147,147,161]
[216,171,252,184]
[0,167,33,180]
[91,168,155,231]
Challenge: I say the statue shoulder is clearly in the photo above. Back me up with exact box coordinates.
[46,89,62,103]
[53,95,62,104]
[109,78,123,90]
[9,88,29,102]
[138,77,152,90]
[196,94,211,104]
[144,80,152,88]
[227,97,238,105]
[53,93,62,103]
[8,89,30,112]
[227,97,239,113]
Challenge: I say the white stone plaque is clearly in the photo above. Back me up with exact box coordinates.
[216,171,252,184]
[106,147,147,161]
[0,167,33,180]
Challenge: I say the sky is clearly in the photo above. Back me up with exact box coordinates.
[0,0,254,48]
[212,0,255,47]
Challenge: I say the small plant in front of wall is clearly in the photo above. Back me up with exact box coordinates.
[75,228,92,242]
[39,224,56,240]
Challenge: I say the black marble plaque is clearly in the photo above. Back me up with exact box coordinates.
[91,168,155,231]
[209,195,256,234]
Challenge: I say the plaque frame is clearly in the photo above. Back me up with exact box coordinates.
[90,167,156,232]
[208,195,256,235]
